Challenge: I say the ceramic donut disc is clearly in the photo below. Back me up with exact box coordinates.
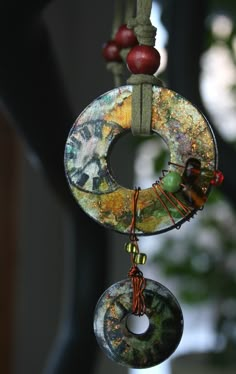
[93,278,184,368]
[64,85,217,235]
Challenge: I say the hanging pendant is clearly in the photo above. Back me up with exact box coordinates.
[63,0,225,369]
[64,85,218,234]
[93,278,183,368]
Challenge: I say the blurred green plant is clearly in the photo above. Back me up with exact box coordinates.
[147,141,236,364]
[151,189,236,363]
[142,3,236,364]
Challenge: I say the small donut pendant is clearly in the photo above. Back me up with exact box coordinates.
[93,278,184,368]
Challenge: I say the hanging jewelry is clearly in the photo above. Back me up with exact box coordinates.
[64,85,219,234]
[94,188,183,368]
[64,0,224,369]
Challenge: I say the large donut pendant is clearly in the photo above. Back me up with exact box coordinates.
[64,85,217,234]
[93,278,184,368]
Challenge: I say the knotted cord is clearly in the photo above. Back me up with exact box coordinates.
[128,265,146,315]
[127,0,156,46]
[119,0,137,62]
[126,0,163,136]
[106,0,124,87]
[128,187,146,316]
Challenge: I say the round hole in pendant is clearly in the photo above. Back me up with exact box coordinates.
[110,132,169,189]
[126,313,150,335]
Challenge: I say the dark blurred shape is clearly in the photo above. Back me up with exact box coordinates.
[0,1,109,373]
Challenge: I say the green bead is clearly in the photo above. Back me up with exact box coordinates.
[160,171,182,193]
[134,253,147,265]
[125,242,138,254]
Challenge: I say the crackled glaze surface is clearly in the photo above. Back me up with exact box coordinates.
[93,278,184,368]
[64,85,217,234]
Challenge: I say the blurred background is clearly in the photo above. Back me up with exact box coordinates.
[0,0,236,374]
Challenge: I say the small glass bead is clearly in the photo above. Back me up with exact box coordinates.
[125,242,138,254]
[160,171,182,193]
[134,253,147,265]
[211,170,224,186]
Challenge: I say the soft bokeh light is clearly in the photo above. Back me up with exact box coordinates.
[211,14,233,39]
[151,1,168,74]
[200,44,236,141]
[200,13,236,141]
[130,5,236,374]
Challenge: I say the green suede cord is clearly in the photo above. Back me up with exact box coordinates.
[107,0,124,87]
[125,0,136,23]
[127,75,163,135]
[111,0,123,38]
[127,0,162,136]
[119,0,136,63]
[107,61,124,88]
[120,47,130,62]
[128,74,162,85]
[128,0,156,46]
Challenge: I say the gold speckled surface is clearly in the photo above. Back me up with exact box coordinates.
[93,278,183,368]
[64,85,218,235]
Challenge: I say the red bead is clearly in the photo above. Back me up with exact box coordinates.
[102,40,122,62]
[211,170,224,186]
[127,45,161,75]
[114,24,138,49]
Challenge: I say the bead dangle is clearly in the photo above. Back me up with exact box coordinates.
[93,187,184,368]
[102,0,138,87]
[64,0,224,369]
[126,188,147,317]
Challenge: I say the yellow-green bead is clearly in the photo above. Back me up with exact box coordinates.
[125,242,138,254]
[160,171,182,193]
[134,253,147,265]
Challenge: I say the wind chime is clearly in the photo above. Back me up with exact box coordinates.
[64,0,224,369]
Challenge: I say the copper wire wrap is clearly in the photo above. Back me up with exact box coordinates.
[128,187,146,316]
[129,187,140,244]
[152,182,192,226]
[128,265,146,316]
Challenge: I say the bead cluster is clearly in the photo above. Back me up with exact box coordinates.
[102,22,161,76]
[102,24,138,63]
[124,241,147,265]
[102,14,162,81]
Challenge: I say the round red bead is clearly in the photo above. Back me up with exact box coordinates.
[114,24,138,49]
[102,40,122,62]
[127,45,161,75]
[211,170,224,186]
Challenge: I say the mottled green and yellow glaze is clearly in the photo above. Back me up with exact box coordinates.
[93,278,183,368]
[64,86,217,234]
